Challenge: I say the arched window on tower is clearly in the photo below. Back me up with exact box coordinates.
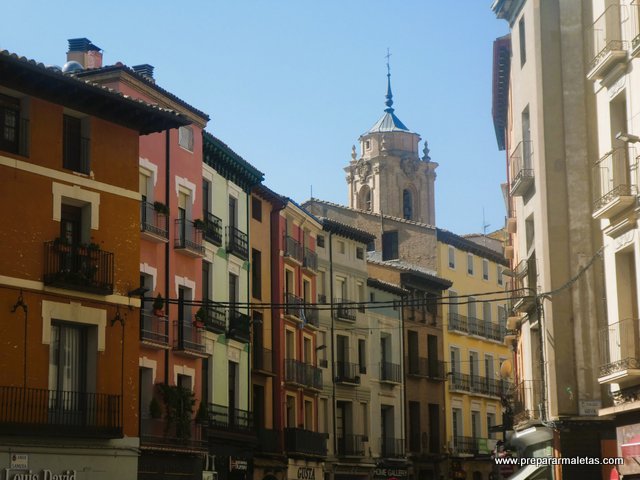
[359,186,372,211]
[403,189,412,220]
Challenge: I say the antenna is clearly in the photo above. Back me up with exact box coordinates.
[482,208,491,243]
[310,185,313,199]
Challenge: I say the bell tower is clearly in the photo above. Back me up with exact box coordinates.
[345,61,437,225]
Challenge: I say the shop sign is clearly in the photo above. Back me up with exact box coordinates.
[10,456,27,471]
[230,458,248,472]
[373,468,408,479]
[3,470,76,480]
[297,467,315,479]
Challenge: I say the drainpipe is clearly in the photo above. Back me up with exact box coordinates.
[246,190,251,415]
[399,292,406,460]
[164,128,170,386]
[328,231,337,455]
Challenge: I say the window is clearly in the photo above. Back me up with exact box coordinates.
[320,398,328,433]
[468,297,477,319]
[304,400,313,430]
[471,410,481,439]
[487,412,497,439]
[452,408,463,437]
[382,231,399,260]
[358,339,367,374]
[356,247,364,260]
[229,272,238,306]
[0,93,21,155]
[252,196,262,222]
[448,246,455,269]
[252,249,262,299]
[497,266,504,286]
[49,322,87,396]
[482,259,489,280]
[467,254,474,275]
[286,395,296,428]
[483,302,492,324]
[485,354,495,379]
[229,196,238,229]
[365,140,371,150]
[317,235,325,248]
[367,239,375,252]
[402,189,413,220]
[338,240,345,254]
[361,402,369,436]
[178,125,194,151]
[63,115,89,174]
[202,261,211,302]
[202,180,211,214]
[519,16,526,67]
[450,347,460,374]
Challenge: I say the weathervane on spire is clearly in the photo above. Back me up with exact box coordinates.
[384,48,394,113]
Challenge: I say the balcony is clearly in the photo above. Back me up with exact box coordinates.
[284,359,323,390]
[256,428,281,454]
[599,318,640,386]
[593,148,636,219]
[380,362,402,384]
[509,140,534,196]
[448,312,468,333]
[337,434,367,456]
[253,347,273,373]
[285,293,304,319]
[202,300,227,334]
[202,212,222,246]
[449,372,510,397]
[335,362,361,384]
[284,235,303,263]
[512,380,543,424]
[228,309,251,343]
[587,4,627,80]
[381,437,405,458]
[0,386,122,437]
[303,247,318,271]
[140,201,169,242]
[284,428,327,457]
[174,218,205,257]
[448,312,505,341]
[406,357,446,381]
[226,226,248,260]
[207,403,254,432]
[173,321,206,357]
[305,305,319,328]
[140,417,204,449]
[335,298,357,322]
[140,312,169,347]
[451,436,489,456]
[44,241,114,295]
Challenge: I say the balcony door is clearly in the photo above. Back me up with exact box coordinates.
[229,361,238,426]
[178,192,188,245]
[60,205,82,246]
[49,322,87,421]
[228,196,237,229]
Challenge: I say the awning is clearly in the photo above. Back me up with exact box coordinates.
[505,464,547,480]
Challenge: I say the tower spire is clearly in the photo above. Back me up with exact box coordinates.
[385,48,394,113]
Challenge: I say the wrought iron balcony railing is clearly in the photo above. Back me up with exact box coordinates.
[593,148,636,217]
[228,309,251,343]
[599,318,640,378]
[588,4,627,77]
[380,362,402,384]
[449,372,511,397]
[202,300,226,334]
[140,312,169,346]
[512,379,543,424]
[334,362,360,384]
[226,226,248,259]
[174,218,205,256]
[303,247,318,271]
[256,428,281,453]
[381,437,405,458]
[284,359,323,390]
[203,212,223,245]
[0,386,122,437]
[284,427,327,457]
[140,417,204,448]
[207,403,253,432]
[509,140,534,196]
[285,293,304,318]
[335,298,356,322]
[284,235,303,262]
[44,241,114,295]
[451,436,486,455]
[140,201,168,240]
[406,357,446,380]
[447,312,505,342]
[337,434,367,456]
[173,321,206,356]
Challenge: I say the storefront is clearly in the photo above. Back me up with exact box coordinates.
[286,459,323,480]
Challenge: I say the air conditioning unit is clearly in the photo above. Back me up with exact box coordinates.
[202,472,217,480]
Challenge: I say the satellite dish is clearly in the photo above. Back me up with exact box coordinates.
[62,61,84,73]
[500,359,513,379]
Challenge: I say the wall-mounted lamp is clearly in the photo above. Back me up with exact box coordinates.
[315,345,327,351]
[616,132,640,144]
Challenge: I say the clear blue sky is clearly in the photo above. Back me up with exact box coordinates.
[3,1,508,235]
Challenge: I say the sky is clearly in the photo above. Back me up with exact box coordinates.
[2,1,509,235]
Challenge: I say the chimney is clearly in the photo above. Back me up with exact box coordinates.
[132,64,155,83]
[67,38,103,69]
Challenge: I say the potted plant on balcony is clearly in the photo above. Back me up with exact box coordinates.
[153,294,165,316]
[53,236,71,252]
[196,400,208,425]
[153,201,169,215]
[194,307,206,328]
[193,218,205,230]
[149,396,162,419]
[159,384,195,441]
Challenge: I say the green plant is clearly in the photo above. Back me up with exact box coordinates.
[158,384,195,440]
[88,242,100,250]
[149,396,162,419]
[195,307,206,322]
[152,294,164,312]
[193,218,205,229]
[196,400,208,424]
[54,236,70,246]
[153,201,169,215]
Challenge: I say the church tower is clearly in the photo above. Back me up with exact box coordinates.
[345,65,437,225]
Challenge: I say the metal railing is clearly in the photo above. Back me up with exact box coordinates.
[253,347,273,372]
[406,357,446,380]
[335,362,360,384]
[140,201,169,239]
[284,235,303,262]
[202,300,226,333]
[174,218,205,256]
[447,312,505,341]
[512,380,543,424]
[256,428,281,453]
[173,321,206,355]
[140,312,169,346]
[44,241,114,295]
[285,293,304,318]
[140,417,204,448]
[380,362,402,383]
[509,140,534,194]
[593,148,636,213]
[203,212,222,245]
[337,434,367,456]
[284,359,323,390]
[449,372,511,397]
[599,318,640,377]
[207,403,253,431]
[451,436,484,455]
[335,298,356,321]
[588,4,626,71]
[226,226,248,260]
[284,428,327,456]
[228,309,251,343]
[381,437,405,458]
[303,247,318,271]
[0,386,121,437]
